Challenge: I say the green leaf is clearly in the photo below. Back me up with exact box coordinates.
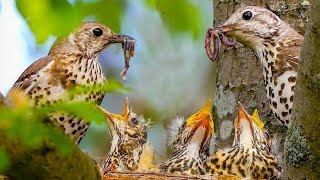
[143,0,156,9]
[41,101,106,124]
[16,0,78,43]
[0,106,72,154]
[16,0,126,43]
[0,149,10,173]
[74,0,126,33]
[154,0,204,38]
[0,79,129,154]
[67,79,130,98]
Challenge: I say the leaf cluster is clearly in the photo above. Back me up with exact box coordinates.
[0,79,129,172]
[16,0,204,43]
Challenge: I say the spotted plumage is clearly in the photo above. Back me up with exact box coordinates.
[6,22,131,144]
[161,99,214,175]
[97,98,156,172]
[205,102,281,179]
[213,6,303,126]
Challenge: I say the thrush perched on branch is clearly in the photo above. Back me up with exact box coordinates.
[6,22,135,144]
[205,102,281,179]
[161,99,214,175]
[209,6,303,126]
[96,98,157,173]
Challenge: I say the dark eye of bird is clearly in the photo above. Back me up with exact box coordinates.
[131,133,139,138]
[131,117,139,125]
[92,28,103,37]
[242,11,253,20]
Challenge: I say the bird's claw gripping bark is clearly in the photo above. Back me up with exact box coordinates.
[205,28,236,61]
[121,36,136,81]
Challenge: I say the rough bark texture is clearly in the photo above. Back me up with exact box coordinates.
[284,0,320,178]
[0,130,101,180]
[212,0,310,170]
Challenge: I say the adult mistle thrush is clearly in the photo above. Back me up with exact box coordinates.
[161,99,214,175]
[6,22,134,144]
[205,102,281,179]
[97,98,156,172]
[212,6,303,126]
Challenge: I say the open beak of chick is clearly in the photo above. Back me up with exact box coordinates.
[251,109,265,129]
[96,97,131,126]
[186,99,214,138]
[234,102,255,138]
[234,102,265,130]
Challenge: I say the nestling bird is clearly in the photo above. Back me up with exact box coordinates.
[161,99,214,175]
[97,98,157,172]
[205,102,281,179]
[6,22,134,144]
[212,6,303,126]
[249,109,272,152]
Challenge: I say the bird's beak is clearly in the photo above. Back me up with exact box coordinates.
[213,24,235,34]
[187,99,214,135]
[108,33,135,44]
[235,101,252,130]
[96,105,123,126]
[96,97,131,124]
[250,109,265,129]
[121,97,130,121]
[96,105,123,125]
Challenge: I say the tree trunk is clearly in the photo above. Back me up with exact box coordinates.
[212,0,310,170]
[284,0,320,178]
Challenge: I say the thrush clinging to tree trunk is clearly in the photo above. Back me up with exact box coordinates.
[211,6,303,126]
[6,22,134,144]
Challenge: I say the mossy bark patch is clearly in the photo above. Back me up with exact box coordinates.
[0,131,101,180]
[284,0,320,178]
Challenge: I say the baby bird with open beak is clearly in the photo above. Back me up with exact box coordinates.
[205,102,280,179]
[96,98,157,173]
[161,99,214,175]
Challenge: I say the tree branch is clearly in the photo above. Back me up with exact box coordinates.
[0,130,101,180]
[103,171,238,180]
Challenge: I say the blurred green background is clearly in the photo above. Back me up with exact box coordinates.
[0,0,215,162]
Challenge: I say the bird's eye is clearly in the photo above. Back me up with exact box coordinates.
[242,11,253,20]
[131,133,139,138]
[92,28,103,37]
[131,117,139,125]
